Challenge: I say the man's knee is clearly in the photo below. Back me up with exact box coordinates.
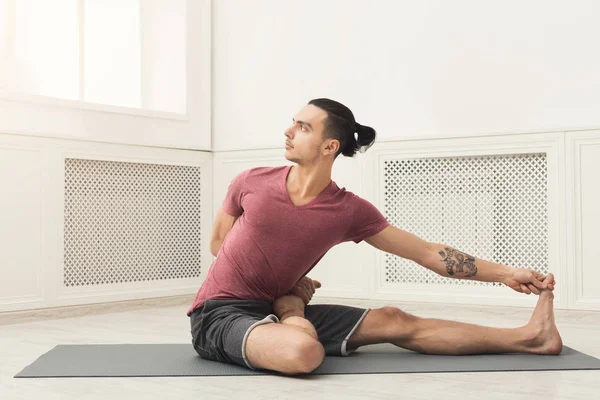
[245,323,324,375]
[282,316,319,340]
[379,306,416,321]
[378,306,419,338]
[287,337,325,374]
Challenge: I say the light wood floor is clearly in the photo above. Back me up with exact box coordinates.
[1,296,599,400]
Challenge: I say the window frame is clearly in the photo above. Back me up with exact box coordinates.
[0,0,210,150]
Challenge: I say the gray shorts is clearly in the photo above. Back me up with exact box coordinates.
[189,299,370,370]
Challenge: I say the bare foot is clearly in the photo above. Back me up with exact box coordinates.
[525,290,563,355]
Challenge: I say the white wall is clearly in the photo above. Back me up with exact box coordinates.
[0,0,213,313]
[212,0,600,151]
[4,0,600,313]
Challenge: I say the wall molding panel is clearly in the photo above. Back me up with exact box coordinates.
[2,129,599,312]
[0,133,212,312]
[566,131,600,310]
[364,133,567,309]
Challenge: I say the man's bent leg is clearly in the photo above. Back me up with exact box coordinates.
[347,290,562,355]
[192,299,324,374]
[245,322,325,375]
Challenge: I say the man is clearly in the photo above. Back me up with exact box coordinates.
[188,98,562,375]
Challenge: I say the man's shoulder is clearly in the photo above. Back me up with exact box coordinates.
[330,184,365,205]
[339,189,374,208]
[242,165,288,179]
[248,165,288,174]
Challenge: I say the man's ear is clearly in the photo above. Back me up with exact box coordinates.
[324,139,340,155]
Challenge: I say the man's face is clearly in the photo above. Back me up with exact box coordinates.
[283,105,334,164]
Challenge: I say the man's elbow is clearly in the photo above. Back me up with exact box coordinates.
[418,242,439,269]
[419,243,453,276]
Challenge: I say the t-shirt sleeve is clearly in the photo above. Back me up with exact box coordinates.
[345,195,390,244]
[221,169,250,217]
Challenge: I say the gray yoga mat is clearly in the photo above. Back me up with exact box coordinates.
[14,343,600,378]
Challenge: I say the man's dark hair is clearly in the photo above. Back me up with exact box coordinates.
[308,98,376,158]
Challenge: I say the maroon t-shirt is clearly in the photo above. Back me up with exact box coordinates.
[187,165,390,316]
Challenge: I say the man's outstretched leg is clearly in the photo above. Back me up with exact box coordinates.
[347,289,563,355]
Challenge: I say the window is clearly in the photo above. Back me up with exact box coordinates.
[0,0,186,115]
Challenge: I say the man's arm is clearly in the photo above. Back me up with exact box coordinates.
[364,226,511,283]
[210,207,238,257]
[425,244,511,282]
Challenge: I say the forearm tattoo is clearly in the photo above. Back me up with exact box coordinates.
[438,247,477,277]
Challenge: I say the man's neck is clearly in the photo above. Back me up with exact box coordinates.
[287,164,332,199]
